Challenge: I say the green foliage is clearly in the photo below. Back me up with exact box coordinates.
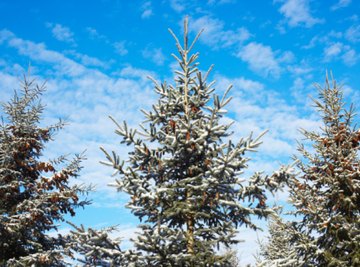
[66,222,136,266]
[100,18,292,266]
[0,76,90,266]
[259,75,360,266]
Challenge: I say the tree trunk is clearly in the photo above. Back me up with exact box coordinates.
[186,189,195,256]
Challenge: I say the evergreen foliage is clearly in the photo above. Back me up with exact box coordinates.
[259,75,360,266]
[257,214,314,266]
[66,222,136,266]
[99,18,293,266]
[0,76,90,266]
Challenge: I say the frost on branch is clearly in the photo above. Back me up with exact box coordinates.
[258,75,360,266]
[100,18,293,266]
[66,222,141,266]
[0,76,91,266]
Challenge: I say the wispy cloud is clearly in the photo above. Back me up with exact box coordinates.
[331,0,352,11]
[324,42,343,57]
[207,0,235,5]
[85,27,128,56]
[215,75,264,96]
[169,0,186,13]
[0,28,319,195]
[345,24,360,43]
[66,50,108,68]
[0,29,85,77]
[141,1,153,19]
[187,16,294,78]
[46,22,76,44]
[114,41,128,56]
[0,69,19,103]
[323,42,358,66]
[189,16,250,49]
[142,47,166,65]
[237,42,281,78]
[86,27,109,43]
[0,29,157,193]
[341,49,358,66]
[276,0,324,28]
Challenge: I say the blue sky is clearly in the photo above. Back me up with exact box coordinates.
[0,0,359,264]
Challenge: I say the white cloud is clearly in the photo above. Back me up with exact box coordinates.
[0,70,20,104]
[302,30,344,50]
[77,54,107,68]
[342,49,358,66]
[328,30,343,39]
[289,76,314,104]
[215,75,264,96]
[207,0,235,5]
[114,41,128,56]
[86,27,109,43]
[278,51,295,63]
[324,42,343,57]
[331,0,352,10]
[85,28,128,57]
[291,77,305,93]
[46,23,75,44]
[276,0,324,28]
[141,1,153,19]
[142,47,166,65]
[301,36,319,49]
[118,65,156,80]
[323,42,358,66]
[186,16,294,79]
[188,16,250,49]
[237,42,281,78]
[287,62,313,76]
[235,226,267,265]
[215,75,320,160]
[141,9,153,19]
[66,50,108,68]
[169,0,186,12]
[345,24,360,43]
[0,29,157,193]
[0,29,85,77]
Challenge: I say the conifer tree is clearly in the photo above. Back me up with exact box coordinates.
[259,75,360,266]
[100,18,292,266]
[256,214,314,266]
[0,76,90,266]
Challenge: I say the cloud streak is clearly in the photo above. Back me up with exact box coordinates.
[46,23,76,44]
[237,42,281,78]
[0,29,157,194]
[276,0,324,28]
[189,16,250,49]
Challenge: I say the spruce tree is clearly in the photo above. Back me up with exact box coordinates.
[256,214,314,266]
[100,18,292,266]
[0,76,90,266]
[259,75,360,266]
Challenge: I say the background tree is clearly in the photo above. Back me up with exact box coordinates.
[0,75,90,266]
[256,214,314,266]
[258,75,360,266]
[100,18,293,266]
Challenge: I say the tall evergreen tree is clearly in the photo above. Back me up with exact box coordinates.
[0,76,90,266]
[259,75,360,266]
[100,18,292,266]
